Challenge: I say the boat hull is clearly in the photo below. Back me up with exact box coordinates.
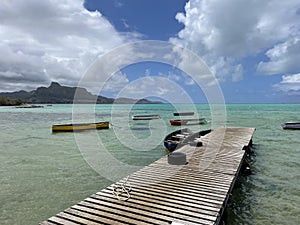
[52,121,109,132]
[169,120,188,125]
[163,128,211,151]
[163,128,192,151]
[132,115,160,120]
[173,112,194,116]
[170,118,207,126]
[282,122,300,130]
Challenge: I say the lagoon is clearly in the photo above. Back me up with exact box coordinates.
[0,104,299,225]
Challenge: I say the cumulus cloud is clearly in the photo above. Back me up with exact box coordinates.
[257,37,300,75]
[158,70,192,85]
[116,76,194,103]
[273,73,300,95]
[232,64,243,82]
[0,0,139,92]
[171,0,300,80]
[102,71,129,92]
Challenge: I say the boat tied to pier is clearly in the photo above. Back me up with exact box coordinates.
[163,128,192,151]
[52,121,109,132]
[163,128,211,151]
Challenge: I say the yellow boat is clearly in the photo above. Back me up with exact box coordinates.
[52,121,109,132]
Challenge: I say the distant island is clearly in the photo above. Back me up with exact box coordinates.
[0,82,162,105]
[0,96,25,106]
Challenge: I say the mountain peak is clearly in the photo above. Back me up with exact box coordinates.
[0,82,162,104]
[49,81,61,87]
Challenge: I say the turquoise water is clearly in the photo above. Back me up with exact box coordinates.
[0,104,299,225]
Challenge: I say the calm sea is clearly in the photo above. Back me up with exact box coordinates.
[0,104,299,225]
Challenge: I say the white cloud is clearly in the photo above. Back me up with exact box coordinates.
[273,73,300,95]
[232,64,243,82]
[165,72,181,82]
[184,77,195,85]
[145,69,151,77]
[171,45,219,87]
[0,0,139,92]
[116,76,194,103]
[113,0,124,8]
[102,71,129,92]
[171,0,300,80]
[257,37,300,75]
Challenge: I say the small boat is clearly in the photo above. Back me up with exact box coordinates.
[132,114,160,120]
[173,112,194,116]
[170,120,188,125]
[163,128,212,151]
[282,122,300,130]
[163,128,193,151]
[184,129,212,145]
[170,118,207,126]
[52,121,109,132]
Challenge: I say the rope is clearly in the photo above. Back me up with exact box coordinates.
[112,176,132,201]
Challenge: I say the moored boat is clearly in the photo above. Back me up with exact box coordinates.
[173,112,194,116]
[52,121,109,132]
[170,119,188,125]
[282,122,300,130]
[132,114,160,120]
[163,128,212,151]
[163,128,193,151]
[184,129,212,145]
[170,118,207,126]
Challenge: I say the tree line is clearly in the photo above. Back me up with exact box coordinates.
[0,97,25,106]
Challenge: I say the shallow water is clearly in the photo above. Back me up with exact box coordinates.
[0,104,299,225]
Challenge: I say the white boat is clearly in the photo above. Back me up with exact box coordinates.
[282,122,300,130]
[132,114,160,120]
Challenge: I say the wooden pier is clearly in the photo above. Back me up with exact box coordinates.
[40,127,255,225]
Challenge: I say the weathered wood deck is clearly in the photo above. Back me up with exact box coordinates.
[40,127,255,225]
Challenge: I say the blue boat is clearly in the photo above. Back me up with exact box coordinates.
[163,129,212,151]
[163,128,192,151]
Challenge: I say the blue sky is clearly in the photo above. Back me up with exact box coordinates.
[84,0,187,40]
[0,0,300,103]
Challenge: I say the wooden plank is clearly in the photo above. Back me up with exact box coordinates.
[46,214,84,225]
[129,169,233,187]
[103,187,220,217]
[90,194,215,225]
[84,196,203,225]
[111,179,227,204]
[105,179,227,201]
[67,206,153,225]
[75,201,167,225]
[39,221,61,225]
[140,165,235,182]
[61,209,120,225]
[103,185,224,207]
[126,173,231,194]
